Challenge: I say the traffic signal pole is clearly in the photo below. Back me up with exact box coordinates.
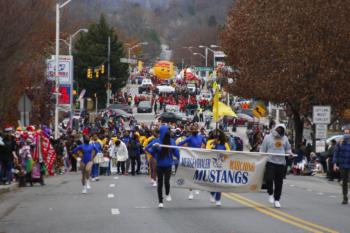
[106,36,111,108]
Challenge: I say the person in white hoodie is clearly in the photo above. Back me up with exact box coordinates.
[260,124,293,208]
[110,140,128,175]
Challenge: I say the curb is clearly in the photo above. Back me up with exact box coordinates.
[0,183,18,196]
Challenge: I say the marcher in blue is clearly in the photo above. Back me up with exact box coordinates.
[91,134,103,181]
[206,130,230,206]
[178,123,205,200]
[145,125,179,208]
[333,129,350,204]
[72,136,97,194]
[128,133,141,176]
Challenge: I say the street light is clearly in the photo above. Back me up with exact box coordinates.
[69,28,88,55]
[54,0,72,139]
[127,42,148,85]
[210,44,220,48]
[199,45,218,68]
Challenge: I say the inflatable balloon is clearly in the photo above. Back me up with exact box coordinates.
[153,60,174,79]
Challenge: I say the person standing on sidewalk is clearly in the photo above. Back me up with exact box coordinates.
[145,125,179,208]
[333,129,350,204]
[260,124,293,208]
[0,126,17,185]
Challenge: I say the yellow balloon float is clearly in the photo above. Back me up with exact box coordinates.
[152,60,174,79]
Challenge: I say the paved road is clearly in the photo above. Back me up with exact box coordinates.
[0,172,349,233]
[1,86,349,233]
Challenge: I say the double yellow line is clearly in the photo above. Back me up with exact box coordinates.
[223,193,338,233]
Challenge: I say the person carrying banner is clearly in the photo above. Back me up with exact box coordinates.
[206,129,230,206]
[260,124,292,208]
[143,130,157,187]
[178,123,205,200]
[72,136,97,194]
[145,125,179,208]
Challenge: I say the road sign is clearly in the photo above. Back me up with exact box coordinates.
[315,124,328,139]
[195,67,213,72]
[17,94,32,112]
[46,55,73,84]
[252,103,267,118]
[120,58,137,64]
[313,106,331,124]
[17,94,32,126]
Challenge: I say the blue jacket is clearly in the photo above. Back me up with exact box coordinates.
[333,135,350,168]
[177,133,205,148]
[145,125,180,168]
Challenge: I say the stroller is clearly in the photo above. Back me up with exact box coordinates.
[28,162,45,186]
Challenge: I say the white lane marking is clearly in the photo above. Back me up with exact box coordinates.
[49,208,53,211]
[109,184,116,188]
[113,177,119,180]
[289,185,295,187]
[111,208,120,215]
[307,189,312,192]
[108,194,115,198]
[134,206,151,209]
[317,192,324,195]
[329,195,337,198]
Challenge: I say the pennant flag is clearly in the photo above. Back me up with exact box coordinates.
[213,101,237,121]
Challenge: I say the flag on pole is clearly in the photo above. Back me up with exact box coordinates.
[213,90,220,122]
[213,100,237,121]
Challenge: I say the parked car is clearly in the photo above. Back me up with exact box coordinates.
[108,103,133,114]
[137,101,152,113]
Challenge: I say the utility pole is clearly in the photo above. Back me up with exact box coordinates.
[106,36,111,108]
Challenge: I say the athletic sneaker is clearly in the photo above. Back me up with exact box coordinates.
[158,203,164,208]
[268,195,274,204]
[165,195,172,202]
[188,191,194,200]
[195,190,200,195]
[152,182,157,187]
[210,196,215,203]
[91,177,96,182]
[82,186,87,194]
[216,201,222,206]
[86,181,91,189]
[274,201,281,208]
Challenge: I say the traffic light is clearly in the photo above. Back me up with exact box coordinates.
[87,68,92,79]
[95,69,99,78]
[101,64,105,74]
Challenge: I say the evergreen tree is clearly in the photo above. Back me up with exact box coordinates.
[74,15,128,108]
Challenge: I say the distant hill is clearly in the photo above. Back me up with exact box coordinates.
[69,0,234,63]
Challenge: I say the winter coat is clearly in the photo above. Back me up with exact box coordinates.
[110,141,128,162]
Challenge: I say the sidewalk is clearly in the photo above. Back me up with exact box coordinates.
[0,183,18,195]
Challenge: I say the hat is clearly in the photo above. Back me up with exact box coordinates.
[274,123,286,131]
[4,124,13,132]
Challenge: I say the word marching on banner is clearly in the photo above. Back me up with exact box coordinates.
[169,146,285,193]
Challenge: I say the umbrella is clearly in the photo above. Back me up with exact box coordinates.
[236,113,259,122]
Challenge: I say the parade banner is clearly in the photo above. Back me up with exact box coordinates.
[173,147,271,193]
[33,132,56,176]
